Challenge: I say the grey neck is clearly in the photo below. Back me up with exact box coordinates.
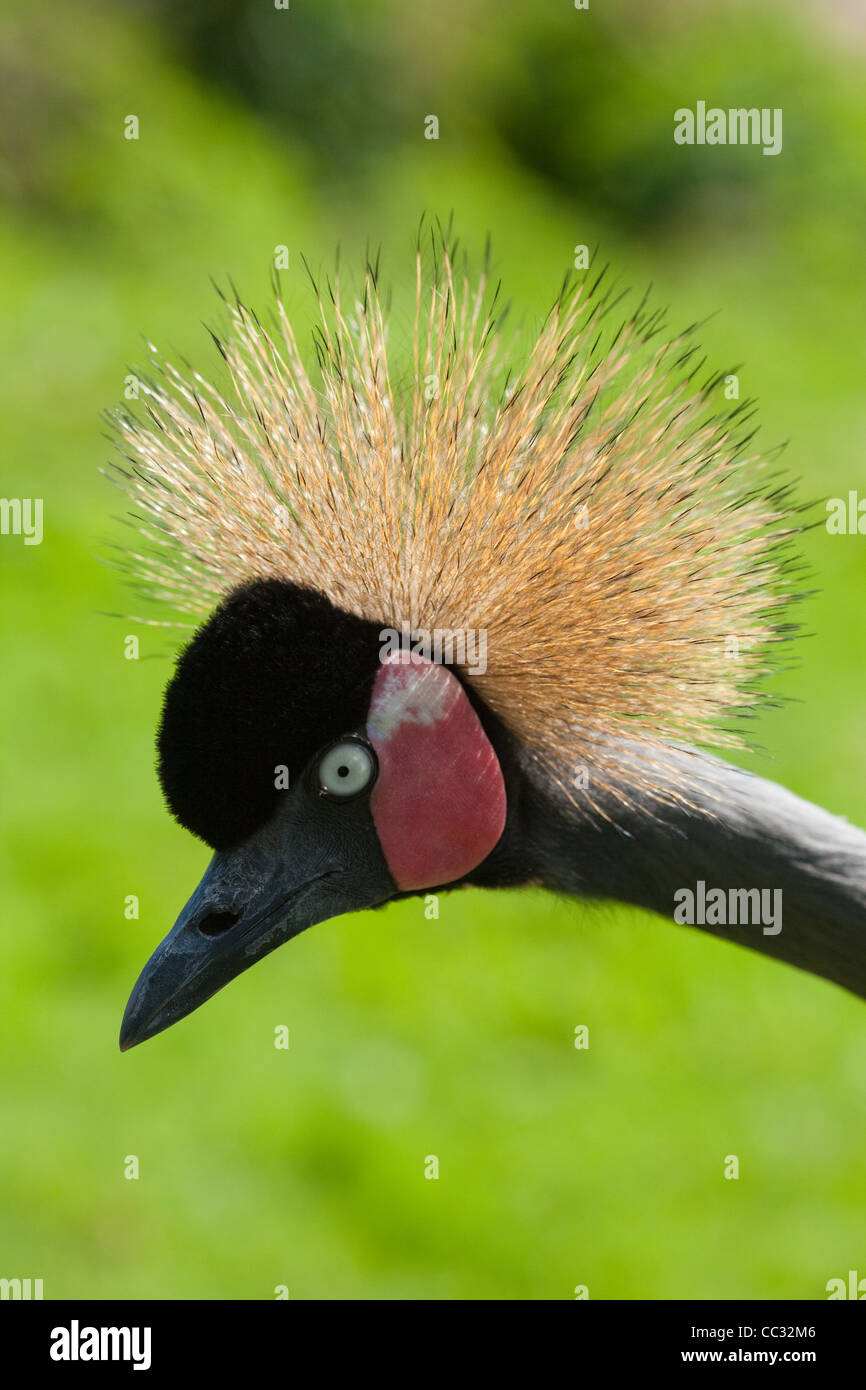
[522,747,866,1001]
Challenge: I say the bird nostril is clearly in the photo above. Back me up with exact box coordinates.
[197,909,241,938]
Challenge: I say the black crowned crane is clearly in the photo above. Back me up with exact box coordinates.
[111,242,866,1051]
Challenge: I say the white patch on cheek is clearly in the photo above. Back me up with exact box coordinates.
[366,658,456,741]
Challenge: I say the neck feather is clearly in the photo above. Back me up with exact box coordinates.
[518,747,866,1000]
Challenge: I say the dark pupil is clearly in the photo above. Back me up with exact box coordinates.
[337,765,350,778]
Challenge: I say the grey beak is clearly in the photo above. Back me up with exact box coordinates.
[119,775,395,1051]
[119,842,341,1051]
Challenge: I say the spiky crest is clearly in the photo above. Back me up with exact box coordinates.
[106,235,801,815]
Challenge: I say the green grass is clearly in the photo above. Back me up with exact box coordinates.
[2,0,866,1299]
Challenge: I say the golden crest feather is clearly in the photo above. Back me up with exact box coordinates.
[107,240,799,810]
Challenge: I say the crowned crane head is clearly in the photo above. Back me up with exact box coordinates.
[112,235,866,1051]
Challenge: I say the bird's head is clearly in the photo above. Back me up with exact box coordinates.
[113,240,814,1046]
[119,579,509,1049]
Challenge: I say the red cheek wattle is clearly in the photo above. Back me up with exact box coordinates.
[366,654,507,891]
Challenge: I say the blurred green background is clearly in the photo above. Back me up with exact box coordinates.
[2,0,866,1300]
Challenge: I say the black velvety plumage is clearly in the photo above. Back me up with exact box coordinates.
[157,580,384,849]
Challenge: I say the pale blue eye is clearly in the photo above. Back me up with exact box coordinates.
[318,741,376,798]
